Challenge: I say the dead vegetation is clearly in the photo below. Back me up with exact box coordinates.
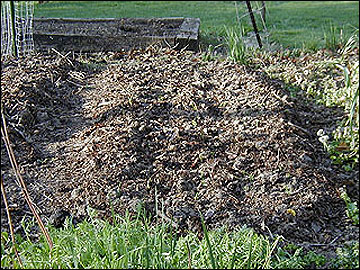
[1,46,358,252]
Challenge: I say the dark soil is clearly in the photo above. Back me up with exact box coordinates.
[1,47,358,257]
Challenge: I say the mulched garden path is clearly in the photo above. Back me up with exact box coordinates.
[1,47,358,255]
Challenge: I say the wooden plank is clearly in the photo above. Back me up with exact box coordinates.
[176,18,200,51]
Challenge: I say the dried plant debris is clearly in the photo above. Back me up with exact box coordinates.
[35,17,184,37]
[1,47,358,250]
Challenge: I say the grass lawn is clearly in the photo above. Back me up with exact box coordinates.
[265,1,359,49]
[34,1,359,49]
[34,1,239,34]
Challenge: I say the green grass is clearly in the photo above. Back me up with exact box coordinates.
[34,1,239,35]
[265,1,359,49]
[2,208,358,269]
[34,1,359,50]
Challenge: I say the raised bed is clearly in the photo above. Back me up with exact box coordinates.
[33,17,200,52]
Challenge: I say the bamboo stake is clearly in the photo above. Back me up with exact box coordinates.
[1,175,24,268]
[1,111,53,250]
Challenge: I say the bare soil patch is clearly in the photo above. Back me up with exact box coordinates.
[1,47,358,254]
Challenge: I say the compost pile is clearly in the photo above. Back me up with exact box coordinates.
[1,47,358,250]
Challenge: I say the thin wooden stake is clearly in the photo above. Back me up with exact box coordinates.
[1,175,24,268]
[1,112,53,250]
[186,239,192,269]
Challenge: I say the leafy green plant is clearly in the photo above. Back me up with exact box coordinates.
[339,29,359,57]
[330,241,359,269]
[275,243,328,269]
[254,30,359,169]
[329,43,359,168]
[339,189,359,225]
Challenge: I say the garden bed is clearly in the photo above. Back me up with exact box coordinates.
[33,17,200,52]
[1,47,358,255]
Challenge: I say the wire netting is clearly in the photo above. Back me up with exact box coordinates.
[1,1,13,58]
[1,1,34,60]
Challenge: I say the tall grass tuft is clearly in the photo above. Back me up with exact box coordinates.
[324,22,340,50]
[224,25,249,64]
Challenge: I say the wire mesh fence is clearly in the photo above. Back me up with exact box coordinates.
[15,1,35,56]
[1,1,34,60]
[1,1,13,58]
